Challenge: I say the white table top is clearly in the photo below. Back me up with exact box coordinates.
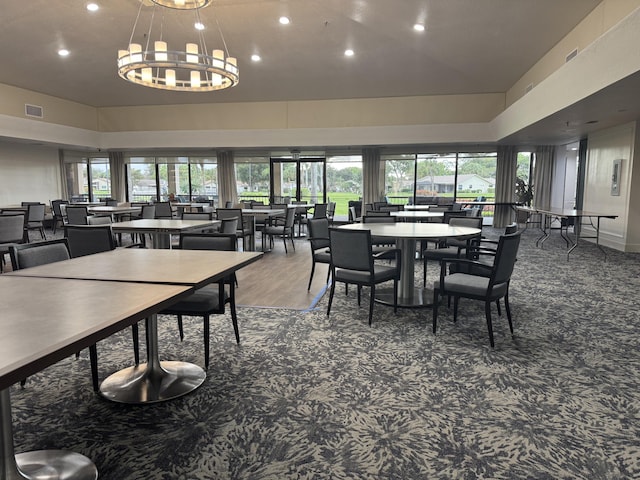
[0,275,190,390]
[390,211,444,219]
[8,248,263,289]
[88,205,141,214]
[110,218,220,233]
[340,222,481,240]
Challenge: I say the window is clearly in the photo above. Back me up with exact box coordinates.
[90,158,111,200]
[382,154,415,204]
[326,155,362,217]
[128,157,158,202]
[235,156,270,203]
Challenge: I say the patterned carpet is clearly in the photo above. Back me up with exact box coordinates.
[8,227,640,479]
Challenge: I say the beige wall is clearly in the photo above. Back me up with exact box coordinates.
[584,122,637,251]
[507,0,640,107]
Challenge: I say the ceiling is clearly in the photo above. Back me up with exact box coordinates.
[3,0,639,146]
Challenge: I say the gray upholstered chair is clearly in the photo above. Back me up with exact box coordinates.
[306,217,331,290]
[65,205,89,225]
[422,215,482,285]
[262,207,296,253]
[432,232,521,348]
[154,201,174,218]
[160,233,239,369]
[216,208,254,251]
[64,225,116,258]
[0,213,25,273]
[327,227,401,326]
[23,203,46,242]
[50,199,69,234]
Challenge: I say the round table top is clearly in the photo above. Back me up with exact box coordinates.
[339,222,480,240]
[390,211,443,219]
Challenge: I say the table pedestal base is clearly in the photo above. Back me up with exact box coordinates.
[375,287,435,308]
[14,450,97,480]
[99,361,205,404]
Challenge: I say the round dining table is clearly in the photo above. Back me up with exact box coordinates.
[339,222,481,307]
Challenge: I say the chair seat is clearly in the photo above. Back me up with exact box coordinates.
[163,284,227,314]
[313,250,331,263]
[335,264,398,284]
[436,273,508,298]
[423,246,460,259]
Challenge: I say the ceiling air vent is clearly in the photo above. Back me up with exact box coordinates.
[25,104,44,118]
[565,48,578,63]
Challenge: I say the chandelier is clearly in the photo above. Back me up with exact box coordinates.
[117,0,239,92]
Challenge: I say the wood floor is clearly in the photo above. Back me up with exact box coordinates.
[235,232,329,310]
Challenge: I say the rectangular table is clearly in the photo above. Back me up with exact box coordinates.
[111,218,220,249]
[516,206,617,259]
[0,275,191,479]
[8,248,263,404]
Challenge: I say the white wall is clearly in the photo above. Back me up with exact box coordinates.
[0,140,62,206]
[584,122,636,251]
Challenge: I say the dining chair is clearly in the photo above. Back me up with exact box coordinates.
[262,207,296,253]
[0,213,25,273]
[9,239,101,390]
[23,203,47,242]
[181,211,216,233]
[64,225,116,258]
[327,201,336,224]
[306,217,331,290]
[422,215,483,286]
[220,216,239,234]
[432,232,521,348]
[327,227,401,326]
[154,201,174,219]
[299,203,328,236]
[362,214,397,253]
[65,205,89,226]
[216,208,254,251]
[160,233,239,370]
[50,199,69,234]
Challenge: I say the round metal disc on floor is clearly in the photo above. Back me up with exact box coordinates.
[15,450,98,480]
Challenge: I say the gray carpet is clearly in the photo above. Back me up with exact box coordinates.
[8,227,640,479]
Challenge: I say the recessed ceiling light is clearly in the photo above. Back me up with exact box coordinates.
[279,16,290,25]
[251,54,261,62]
[344,49,354,57]
[58,49,70,57]
[86,3,99,11]
[413,24,425,32]
[195,22,205,30]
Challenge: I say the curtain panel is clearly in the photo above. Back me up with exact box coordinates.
[217,150,237,207]
[493,145,518,228]
[109,151,126,202]
[533,145,555,210]
[362,147,384,206]
[58,149,68,200]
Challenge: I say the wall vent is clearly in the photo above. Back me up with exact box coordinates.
[25,104,44,118]
[565,48,578,63]
[525,83,534,93]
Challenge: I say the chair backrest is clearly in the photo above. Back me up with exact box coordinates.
[216,208,247,235]
[65,206,89,225]
[329,228,373,273]
[10,238,71,270]
[347,200,362,218]
[490,233,521,286]
[220,216,239,234]
[505,223,518,235]
[448,216,483,229]
[105,199,119,206]
[379,204,402,212]
[140,204,156,219]
[181,212,214,220]
[0,214,25,243]
[225,201,234,208]
[348,206,358,223]
[443,211,468,224]
[51,199,69,217]
[21,202,41,206]
[373,201,388,211]
[284,207,296,228]
[154,201,173,218]
[312,203,328,219]
[363,211,391,217]
[65,225,115,258]
[327,202,336,218]
[308,217,330,250]
[362,215,396,223]
[87,215,112,225]
[179,233,237,252]
[26,203,46,222]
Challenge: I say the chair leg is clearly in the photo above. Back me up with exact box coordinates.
[393,279,398,314]
[453,297,459,322]
[177,314,184,341]
[368,285,375,326]
[423,258,427,286]
[230,282,240,344]
[357,285,362,306]
[89,344,99,392]
[204,314,210,370]
[504,292,514,335]
[282,234,288,254]
[432,288,439,334]
[132,323,140,365]
[485,301,495,348]
[327,278,336,316]
[496,300,502,316]
[307,261,316,290]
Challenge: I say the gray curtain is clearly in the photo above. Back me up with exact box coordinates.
[533,145,555,209]
[362,147,384,206]
[58,149,68,200]
[217,150,237,208]
[109,151,126,203]
[493,145,518,228]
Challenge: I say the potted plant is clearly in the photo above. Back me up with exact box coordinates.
[515,177,533,223]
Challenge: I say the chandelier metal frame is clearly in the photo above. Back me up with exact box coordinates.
[117,0,238,92]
